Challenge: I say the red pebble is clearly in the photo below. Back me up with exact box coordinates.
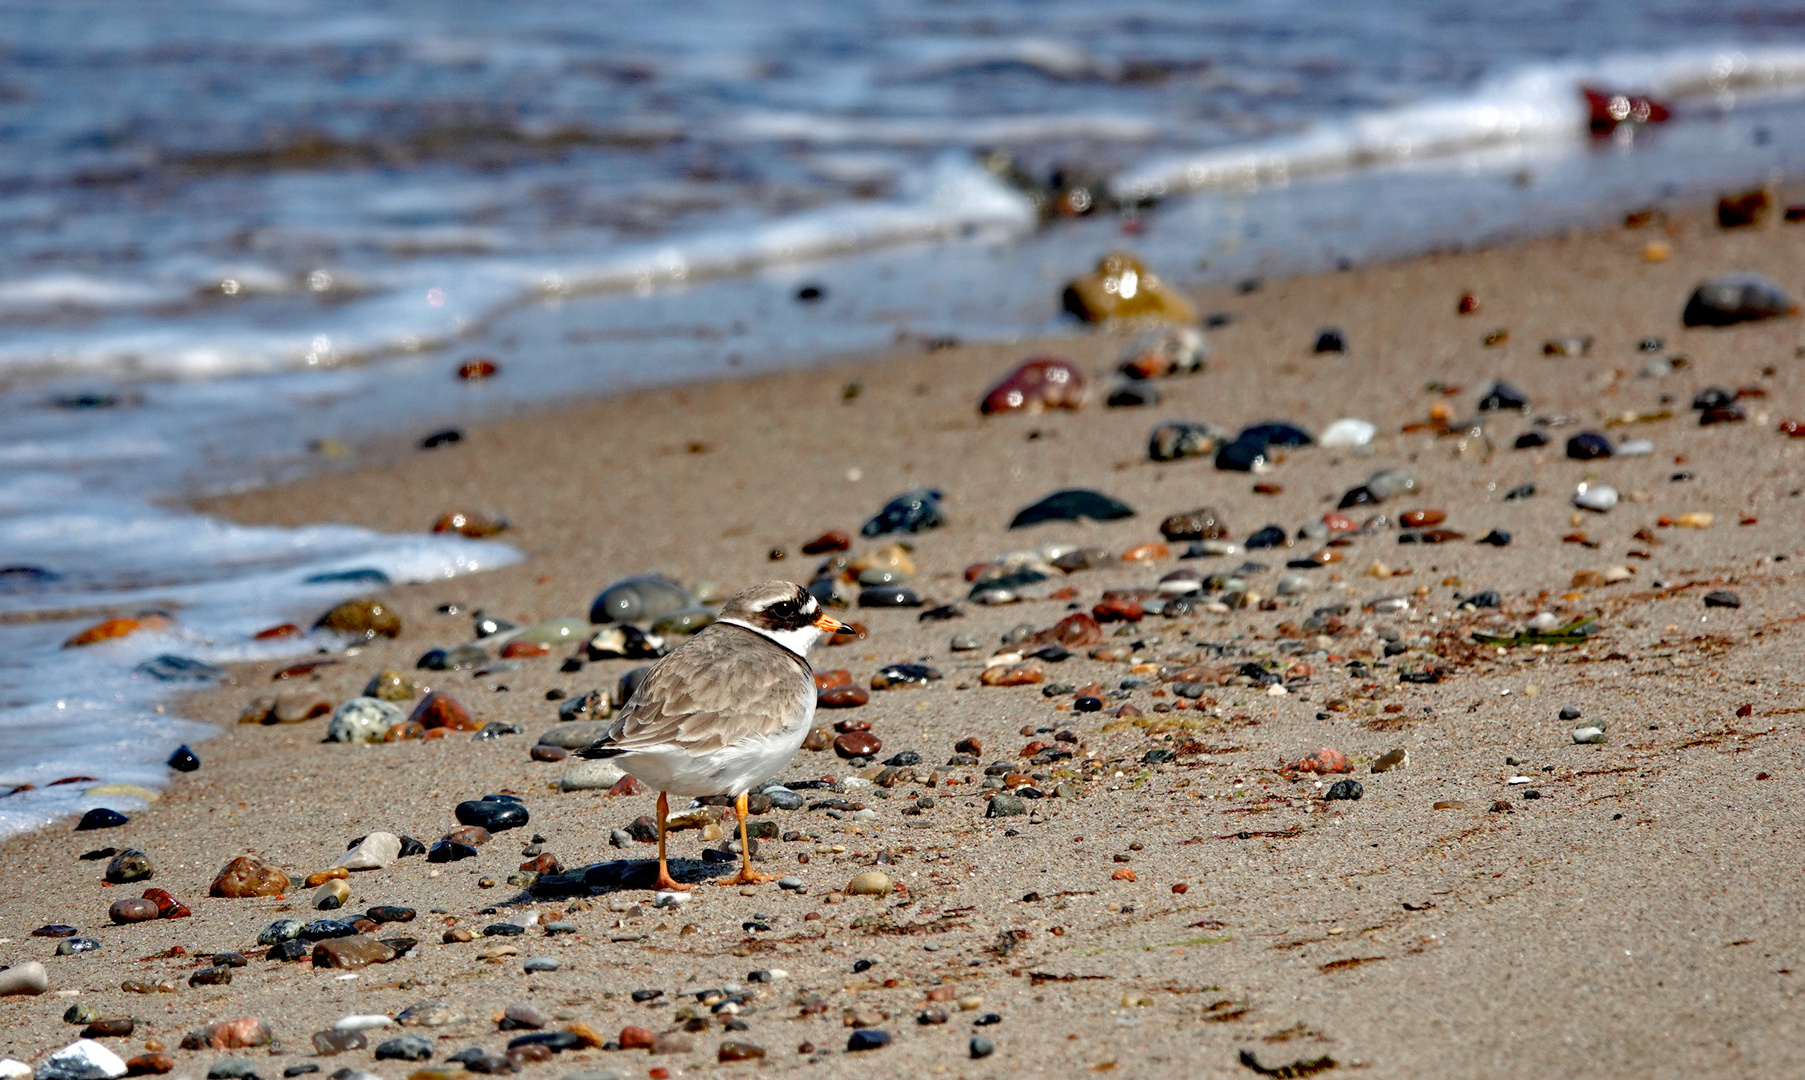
[607,774,644,797]
[818,686,870,709]
[1779,418,1805,437]
[456,358,498,380]
[1092,598,1144,623]
[1172,883,1189,894]
[801,530,852,555]
[499,640,549,659]
[253,623,302,640]
[1020,741,1050,758]
[832,718,871,733]
[520,853,564,874]
[1287,748,1352,774]
[619,1027,656,1051]
[1032,612,1103,647]
[833,731,882,758]
[410,691,481,731]
[979,356,1087,415]
[812,669,852,691]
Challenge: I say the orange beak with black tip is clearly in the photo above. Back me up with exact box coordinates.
[814,613,856,635]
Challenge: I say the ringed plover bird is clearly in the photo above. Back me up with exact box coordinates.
[579,580,852,888]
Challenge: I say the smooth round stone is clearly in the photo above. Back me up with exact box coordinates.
[1573,484,1619,512]
[589,574,695,625]
[847,1029,892,1052]
[1572,726,1607,744]
[167,746,200,772]
[1318,418,1375,448]
[0,962,49,997]
[334,832,402,871]
[1565,431,1613,460]
[846,872,891,896]
[1213,438,1267,472]
[315,598,401,640]
[298,919,358,941]
[1275,572,1313,596]
[327,698,405,744]
[66,1003,101,1024]
[256,920,304,946]
[650,607,716,636]
[558,760,626,792]
[74,809,127,832]
[856,567,910,587]
[31,925,78,938]
[56,937,101,956]
[523,957,561,973]
[109,899,158,924]
[858,586,922,608]
[210,855,289,898]
[1313,327,1347,353]
[1325,780,1363,801]
[862,488,946,537]
[834,731,881,758]
[374,1036,433,1062]
[1158,506,1229,542]
[1683,272,1795,326]
[1245,525,1286,549]
[455,797,529,832]
[104,848,153,885]
[971,1036,996,1059]
[764,789,804,811]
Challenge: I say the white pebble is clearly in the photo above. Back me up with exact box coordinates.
[1573,483,1618,512]
[1526,612,1561,632]
[0,962,48,997]
[1319,418,1376,448]
[0,1059,33,1080]
[653,891,691,908]
[331,1015,396,1033]
[36,1041,125,1080]
[1572,726,1607,744]
[1616,439,1653,456]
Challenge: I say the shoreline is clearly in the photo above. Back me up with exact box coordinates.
[5,204,1805,1078]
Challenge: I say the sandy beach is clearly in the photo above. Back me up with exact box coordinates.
[5,203,1805,1079]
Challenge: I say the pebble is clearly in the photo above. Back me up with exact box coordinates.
[363,668,416,702]
[1572,726,1607,744]
[1159,507,1229,541]
[846,872,892,896]
[980,665,1043,687]
[1288,748,1351,774]
[951,632,982,651]
[104,847,153,884]
[210,856,289,898]
[1147,420,1227,462]
[871,663,942,689]
[331,1016,396,1034]
[456,796,529,832]
[167,745,200,772]
[1573,484,1618,512]
[858,585,923,608]
[1010,489,1134,528]
[834,731,881,758]
[1325,780,1363,801]
[1704,590,1742,609]
[0,962,48,996]
[312,936,396,970]
[1372,748,1409,773]
[1477,381,1530,411]
[523,957,560,973]
[987,795,1027,818]
[1118,325,1209,378]
[1312,328,1347,353]
[980,357,1088,415]
[1106,381,1159,407]
[270,689,332,724]
[1275,572,1313,596]
[313,879,351,910]
[37,1040,127,1080]
[334,832,402,871]
[1062,251,1196,325]
[412,691,483,732]
[717,1041,765,1063]
[971,1036,997,1059]
[588,574,696,625]
[75,808,128,831]
[862,488,946,537]
[311,1029,366,1055]
[651,607,716,636]
[1214,435,1268,472]
[375,1036,433,1062]
[315,598,401,640]
[845,1029,893,1053]
[109,899,158,924]
[1318,418,1375,447]
[1566,431,1613,460]
[802,530,852,555]
[1682,272,1796,326]
[64,617,148,648]
[326,698,404,744]
[558,761,627,791]
[80,1019,133,1038]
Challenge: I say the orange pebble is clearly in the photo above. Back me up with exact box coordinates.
[1111,868,1137,882]
[64,617,141,648]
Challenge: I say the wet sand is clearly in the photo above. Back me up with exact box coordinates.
[6,206,1805,1079]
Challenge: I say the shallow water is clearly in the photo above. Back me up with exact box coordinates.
[4,0,1805,837]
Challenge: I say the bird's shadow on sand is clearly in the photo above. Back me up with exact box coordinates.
[499,856,744,907]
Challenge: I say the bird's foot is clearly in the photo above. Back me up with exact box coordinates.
[712,867,779,886]
[653,869,685,891]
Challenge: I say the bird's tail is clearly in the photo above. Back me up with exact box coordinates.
[576,740,625,760]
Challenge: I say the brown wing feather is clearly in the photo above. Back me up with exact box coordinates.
[586,623,811,756]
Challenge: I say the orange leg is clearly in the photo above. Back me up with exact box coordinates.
[713,791,777,886]
[652,791,682,891]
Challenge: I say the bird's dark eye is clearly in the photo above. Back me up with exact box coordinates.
[768,600,799,621]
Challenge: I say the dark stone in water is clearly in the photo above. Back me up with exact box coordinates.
[1682,272,1795,327]
[1476,530,1511,547]
[420,429,463,449]
[589,574,696,625]
[1478,380,1530,411]
[1514,431,1548,449]
[1009,489,1134,528]
[862,488,946,537]
[1214,437,1268,472]
[135,655,226,682]
[1244,525,1286,549]
[1147,420,1225,462]
[858,586,922,608]
[167,745,200,772]
[303,568,391,586]
[1313,328,1346,353]
[455,797,529,832]
[1237,422,1312,447]
[75,808,128,831]
[1566,431,1613,460]
[1106,382,1159,408]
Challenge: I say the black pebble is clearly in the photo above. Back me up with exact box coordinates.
[918,604,963,622]
[1476,529,1511,547]
[559,657,585,673]
[971,1036,996,1059]
[397,835,427,858]
[974,1013,1003,1026]
[1107,382,1160,408]
[1559,706,1581,720]
[796,284,825,302]
[427,840,479,863]
[1566,431,1613,460]
[75,808,128,831]
[1312,328,1347,354]
[1503,483,1536,501]
[1204,312,1233,328]
[852,958,874,973]
[1523,790,1541,800]
[482,923,526,937]
[847,1029,892,1052]
[420,429,463,449]
[1703,590,1742,609]
[1141,748,1177,765]
[167,745,200,772]
[1513,431,1548,449]
[283,1067,320,1077]
[883,751,921,767]
[455,796,530,832]
[267,940,311,962]
[1477,380,1530,411]
[1325,779,1363,801]
[1073,696,1104,713]
[631,989,664,1002]
[1245,525,1286,549]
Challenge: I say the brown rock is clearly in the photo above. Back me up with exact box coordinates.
[109,898,159,924]
[618,1026,656,1051]
[652,1033,694,1056]
[141,888,189,919]
[1092,598,1144,623]
[1062,251,1198,325]
[954,737,983,754]
[311,935,396,970]
[456,358,499,380]
[125,1053,173,1076]
[190,1018,273,1050]
[819,685,870,709]
[382,720,426,742]
[1400,509,1446,528]
[531,745,569,762]
[980,665,1043,687]
[801,530,852,555]
[236,696,275,724]
[188,967,231,987]
[314,598,401,639]
[802,729,833,752]
[1112,868,1137,882]
[1119,543,1170,564]
[445,825,491,847]
[444,928,474,943]
[64,617,145,648]
[432,510,508,538]
[1158,507,1229,541]
[304,867,348,888]
[562,1024,604,1049]
[519,854,563,874]
[813,669,852,691]
[271,688,331,724]
[364,668,416,702]
[209,856,289,899]
[834,731,881,758]
[83,1018,135,1038]
[608,774,644,797]
[1032,613,1103,647]
[410,691,480,731]
[718,1041,766,1063]
[500,640,549,659]
[980,357,1088,415]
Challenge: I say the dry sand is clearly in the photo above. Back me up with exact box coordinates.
[6,206,1805,1079]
